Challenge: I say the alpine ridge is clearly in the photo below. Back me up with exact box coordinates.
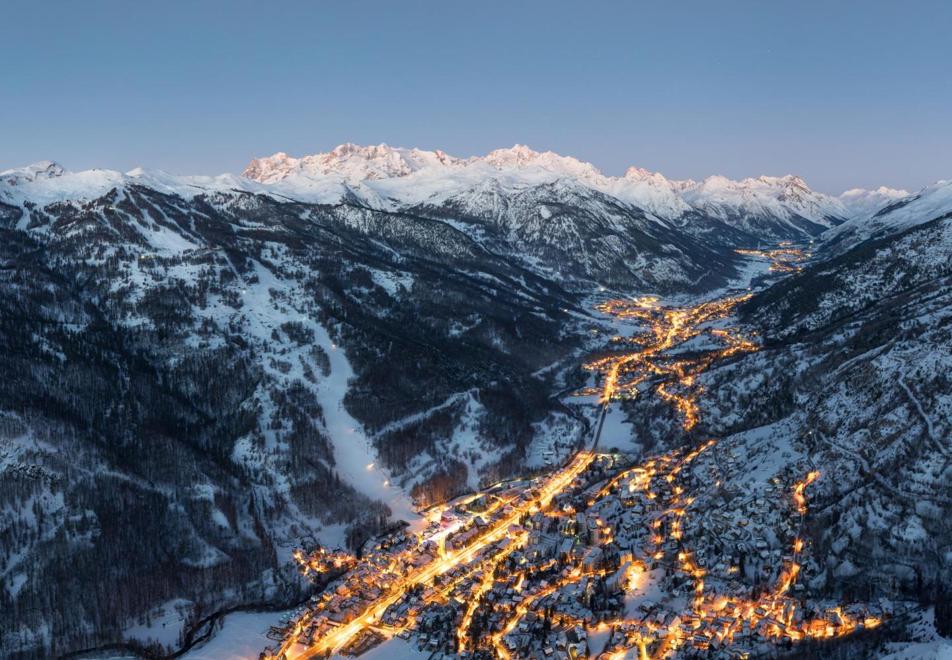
[241,143,864,244]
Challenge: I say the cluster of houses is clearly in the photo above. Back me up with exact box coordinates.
[264,444,884,659]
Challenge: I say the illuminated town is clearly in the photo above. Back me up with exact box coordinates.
[576,294,758,429]
[734,243,809,274]
[261,288,885,660]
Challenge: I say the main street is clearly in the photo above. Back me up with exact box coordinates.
[273,450,596,659]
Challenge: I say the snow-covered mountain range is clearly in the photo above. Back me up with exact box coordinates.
[825,179,952,249]
[4,142,906,247]
[241,143,857,242]
[1,145,949,658]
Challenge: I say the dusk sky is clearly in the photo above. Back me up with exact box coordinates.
[4,0,950,192]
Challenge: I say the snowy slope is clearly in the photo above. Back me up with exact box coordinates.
[681,174,848,235]
[838,185,910,220]
[824,180,952,250]
[605,167,694,219]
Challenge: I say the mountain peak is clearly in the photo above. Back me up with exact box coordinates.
[481,144,542,165]
[838,185,911,219]
[242,152,297,183]
[623,165,682,186]
[759,173,808,186]
[693,173,809,191]
[683,172,847,226]
[840,185,909,198]
[478,145,603,180]
[243,144,462,184]
[0,160,65,185]
[623,166,653,179]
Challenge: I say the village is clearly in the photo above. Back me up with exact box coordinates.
[262,440,884,660]
[261,292,886,660]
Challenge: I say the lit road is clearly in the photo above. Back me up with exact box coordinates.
[274,451,596,659]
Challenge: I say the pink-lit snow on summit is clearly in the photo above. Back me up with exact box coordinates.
[240,143,855,225]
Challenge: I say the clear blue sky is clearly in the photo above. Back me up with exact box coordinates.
[3,1,950,192]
